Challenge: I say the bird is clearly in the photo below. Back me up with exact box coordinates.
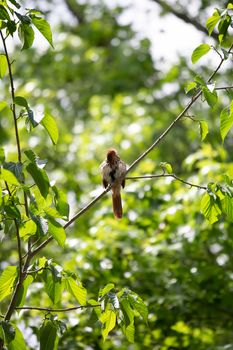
[100,149,126,219]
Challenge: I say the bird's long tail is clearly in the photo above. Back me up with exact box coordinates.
[112,190,123,219]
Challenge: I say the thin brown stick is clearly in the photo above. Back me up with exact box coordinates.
[15,304,101,313]
[125,174,207,190]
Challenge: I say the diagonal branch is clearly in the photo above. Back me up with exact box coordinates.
[151,0,218,41]
[15,304,101,313]
[125,174,207,190]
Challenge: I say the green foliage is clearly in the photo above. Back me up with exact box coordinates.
[0,266,18,302]
[0,1,233,349]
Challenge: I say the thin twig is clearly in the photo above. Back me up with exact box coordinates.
[125,174,207,190]
[15,304,101,312]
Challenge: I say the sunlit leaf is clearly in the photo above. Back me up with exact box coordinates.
[64,276,87,305]
[202,86,218,108]
[31,16,53,47]
[220,106,233,142]
[0,168,20,186]
[40,113,59,145]
[191,44,211,64]
[206,10,220,35]
[19,219,37,238]
[48,217,66,247]
[0,266,17,302]
[185,81,197,93]
[0,54,7,79]
[26,162,50,198]
[99,283,115,299]
[14,96,28,108]
[201,192,221,224]
[100,310,116,341]
[199,120,209,141]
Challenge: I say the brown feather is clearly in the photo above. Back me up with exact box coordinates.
[112,192,122,219]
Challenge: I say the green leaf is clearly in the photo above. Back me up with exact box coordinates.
[222,195,233,222]
[19,219,37,238]
[185,81,197,93]
[39,320,58,350]
[202,86,218,108]
[122,322,135,343]
[8,327,26,350]
[40,113,59,145]
[48,217,66,247]
[25,108,39,129]
[64,276,87,305]
[26,162,50,198]
[44,272,62,305]
[24,150,45,166]
[218,15,231,44]
[220,106,233,142]
[206,11,220,35]
[15,275,33,307]
[4,204,21,219]
[164,163,173,174]
[0,168,20,186]
[14,96,28,108]
[1,321,15,344]
[120,298,134,325]
[0,54,7,79]
[0,266,17,302]
[194,75,206,85]
[4,162,24,182]
[199,120,209,141]
[191,44,211,64]
[15,12,31,24]
[7,0,21,9]
[0,5,10,20]
[201,192,221,224]
[128,293,148,324]
[31,16,53,47]
[18,23,35,50]
[100,310,116,341]
[99,283,115,298]
[53,187,69,219]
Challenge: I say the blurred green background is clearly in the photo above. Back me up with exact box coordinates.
[1,0,233,349]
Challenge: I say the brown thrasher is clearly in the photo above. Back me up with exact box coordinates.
[100,149,126,219]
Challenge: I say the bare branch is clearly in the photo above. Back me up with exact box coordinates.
[126,174,207,190]
[151,0,218,41]
[16,304,101,313]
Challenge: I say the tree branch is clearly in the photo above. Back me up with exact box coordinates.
[15,304,101,313]
[125,174,207,190]
[151,0,218,41]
